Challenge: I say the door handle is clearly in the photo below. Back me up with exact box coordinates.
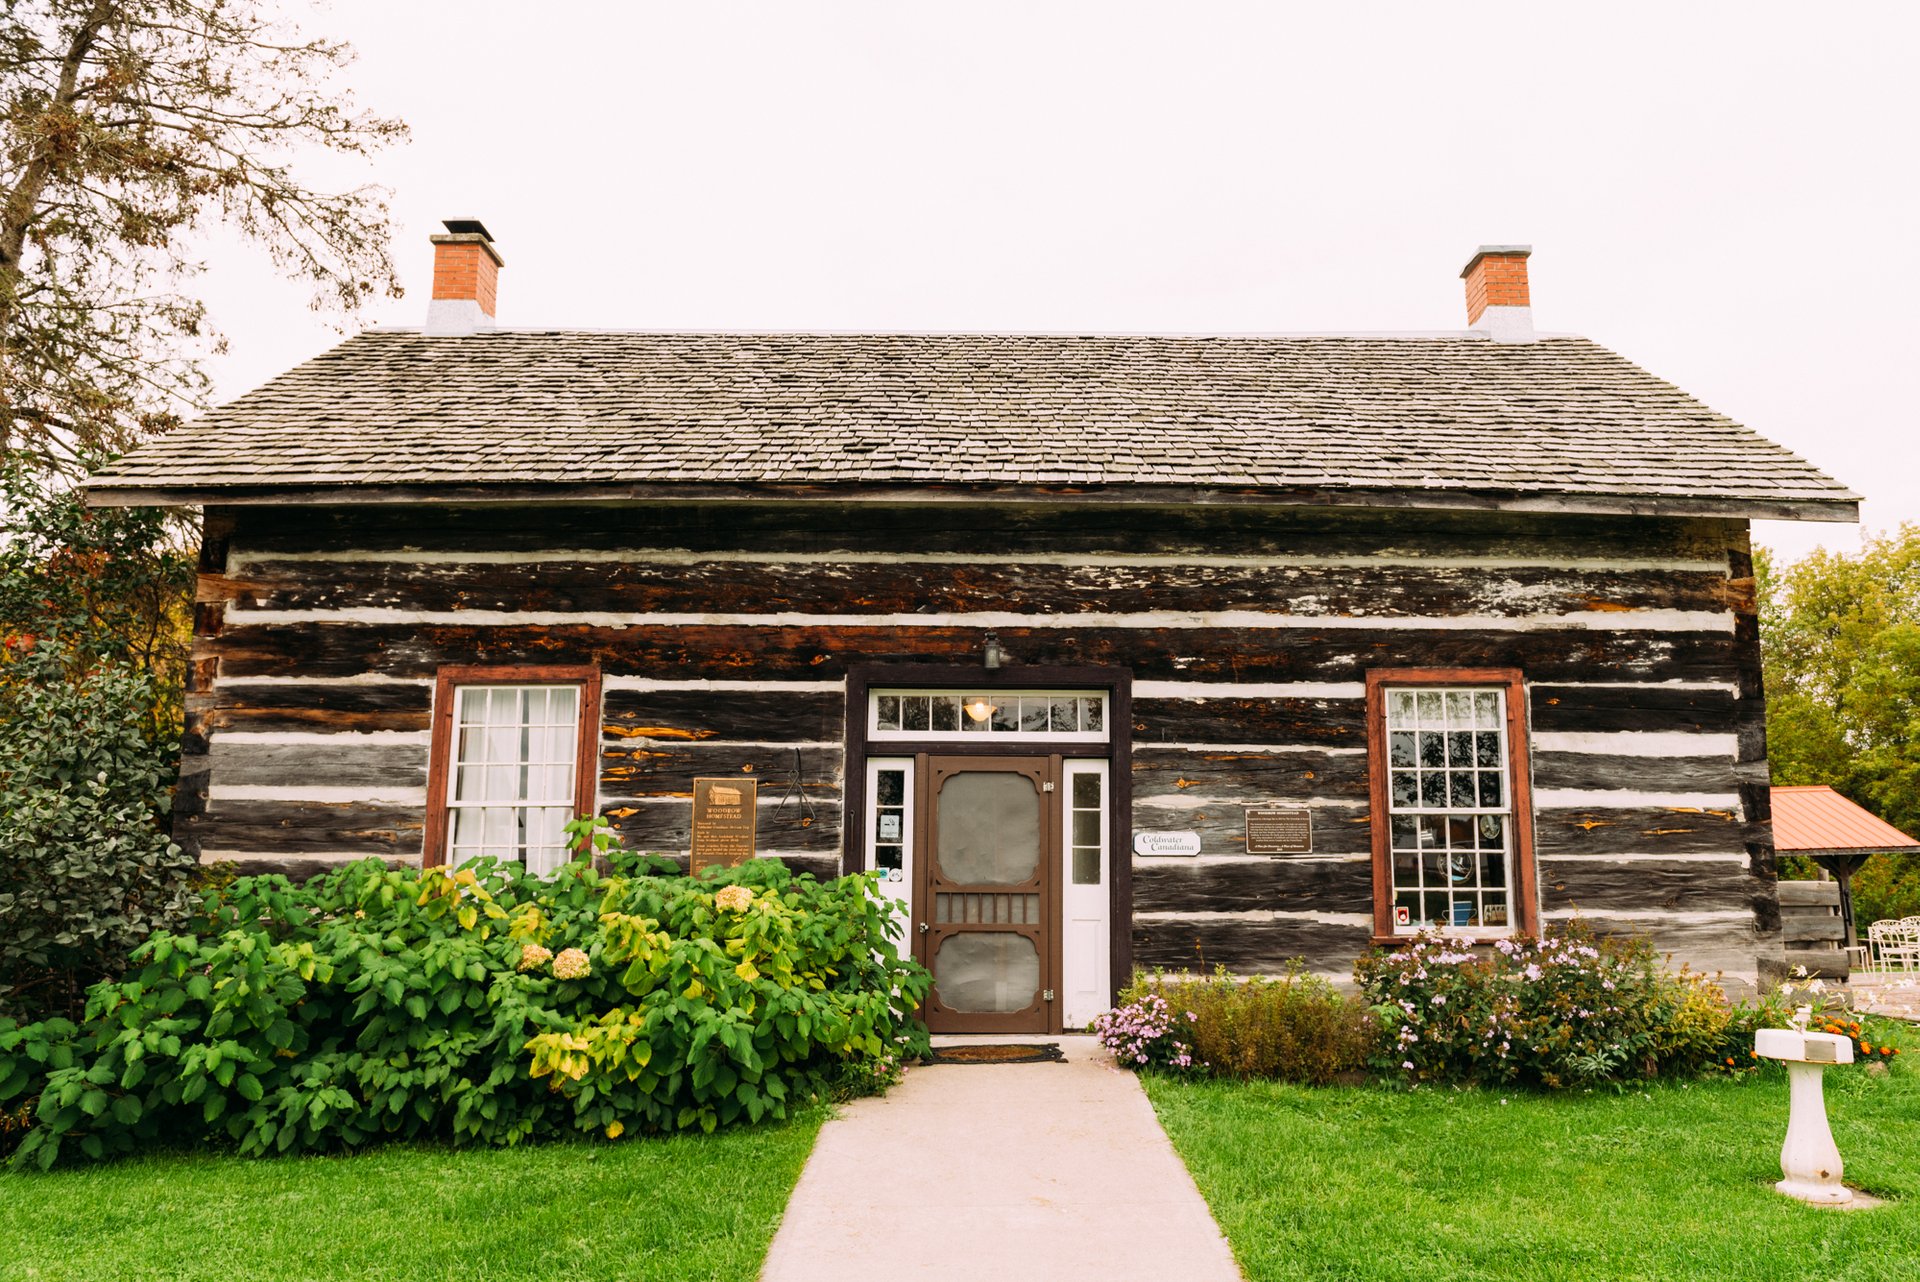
[918,922,929,934]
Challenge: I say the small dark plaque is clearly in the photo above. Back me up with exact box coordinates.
[691,777,758,872]
[1245,806,1312,855]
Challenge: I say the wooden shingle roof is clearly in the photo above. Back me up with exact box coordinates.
[85,330,1858,517]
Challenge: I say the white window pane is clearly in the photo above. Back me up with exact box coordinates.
[458,688,491,725]
[459,726,491,764]
[545,764,574,804]
[453,806,486,847]
[454,765,483,803]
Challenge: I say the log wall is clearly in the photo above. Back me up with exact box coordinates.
[181,501,1782,992]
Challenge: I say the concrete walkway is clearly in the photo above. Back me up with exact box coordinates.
[761,1036,1244,1282]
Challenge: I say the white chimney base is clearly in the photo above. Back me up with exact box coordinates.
[1475,305,1535,344]
[424,298,495,337]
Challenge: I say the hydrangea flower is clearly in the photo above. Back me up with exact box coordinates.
[552,947,591,980]
[715,884,754,913]
[517,943,553,972]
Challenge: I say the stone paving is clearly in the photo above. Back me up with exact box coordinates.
[760,1035,1244,1282]
[1847,972,1920,1021]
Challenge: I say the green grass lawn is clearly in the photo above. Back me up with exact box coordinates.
[0,1109,824,1282]
[1147,1056,1920,1282]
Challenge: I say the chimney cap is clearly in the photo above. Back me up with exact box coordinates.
[429,217,504,267]
[1459,244,1532,280]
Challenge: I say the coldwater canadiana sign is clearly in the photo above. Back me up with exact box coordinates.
[691,777,758,871]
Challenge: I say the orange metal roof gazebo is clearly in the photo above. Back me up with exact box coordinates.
[1772,786,1920,858]
[1772,785,1920,950]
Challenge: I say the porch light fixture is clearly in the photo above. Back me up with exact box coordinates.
[963,696,998,724]
[982,631,1007,670]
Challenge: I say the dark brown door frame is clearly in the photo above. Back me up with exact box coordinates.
[844,663,1133,1008]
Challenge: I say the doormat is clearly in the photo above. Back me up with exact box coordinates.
[925,1043,1066,1065]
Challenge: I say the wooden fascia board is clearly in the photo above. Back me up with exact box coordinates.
[80,480,1863,523]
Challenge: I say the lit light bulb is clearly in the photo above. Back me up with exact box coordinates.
[963,697,996,723]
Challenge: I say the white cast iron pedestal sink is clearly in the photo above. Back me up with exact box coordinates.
[1754,1027,1854,1205]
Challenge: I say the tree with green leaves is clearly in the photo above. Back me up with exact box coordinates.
[2,0,406,474]
[1759,525,1920,923]
[0,1,405,1013]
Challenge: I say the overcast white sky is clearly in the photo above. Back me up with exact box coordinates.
[194,2,1918,562]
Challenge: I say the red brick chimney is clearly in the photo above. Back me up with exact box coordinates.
[1459,245,1533,343]
[425,218,503,336]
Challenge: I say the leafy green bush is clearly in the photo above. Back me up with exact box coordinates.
[0,843,929,1168]
[1851,853,1920,926]
[1354,925,1748,1088]
[0,647,196,1019]
[1111,966,1376,1084]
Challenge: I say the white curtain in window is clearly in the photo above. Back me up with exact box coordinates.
[447,685,580,875]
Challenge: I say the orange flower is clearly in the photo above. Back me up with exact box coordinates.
[1861,1044,1874,1055]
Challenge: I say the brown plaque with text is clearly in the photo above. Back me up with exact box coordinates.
[1245,806,1313,855]
[691,777,758,871]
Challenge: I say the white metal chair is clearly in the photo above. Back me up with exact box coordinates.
[1869,918,1920,973]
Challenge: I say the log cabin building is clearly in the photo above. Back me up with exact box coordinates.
[85,227,1858,1029]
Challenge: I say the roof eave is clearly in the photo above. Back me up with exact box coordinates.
[80,479,1864,523]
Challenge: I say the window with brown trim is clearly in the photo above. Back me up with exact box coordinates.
[423,666,602,874]
[1366,668,1537,941]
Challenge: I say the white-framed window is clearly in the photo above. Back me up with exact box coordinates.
[1060,759,1111,1028]
[864,757,915,941]
[1382,686,1518,935]
[867,688,1109,742]
[428,668,600,876]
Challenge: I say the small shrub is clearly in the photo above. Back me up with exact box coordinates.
[0,830,930,1169]
[1355,924,1747,1089]
[1092,991,1196,1072]
[1105,966,1376,1084]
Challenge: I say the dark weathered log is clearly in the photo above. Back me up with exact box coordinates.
[1571,914,1762,983]
[207,741,428,790]
[1133,857,1373,915]
[1533,806,1748,857]
[1536,857,1768,915]
[206,620,1741,685]
[600,801,842,854]
[599,744,842,798]
[1776,880,1842,907]
[1529,753,1738,794]
[197,853,417,882]
[1132,696,1365,747]
[1781,915,1845,943]
[190,800,424,855]
[1133,748,1368,804]
[196,681,432,735]
[1778,948,1847,979]
[226,502,1743,562]
[602,688,843,744]
[1131,915,1373,975]
[218,557,1741,621]
[1528,684,1738,734]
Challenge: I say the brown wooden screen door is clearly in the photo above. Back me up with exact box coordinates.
[916,755,1061,1034]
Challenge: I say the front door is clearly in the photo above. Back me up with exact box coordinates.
[917,755,1061,1034]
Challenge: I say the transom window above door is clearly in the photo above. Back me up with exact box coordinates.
[867,689,1109,742]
